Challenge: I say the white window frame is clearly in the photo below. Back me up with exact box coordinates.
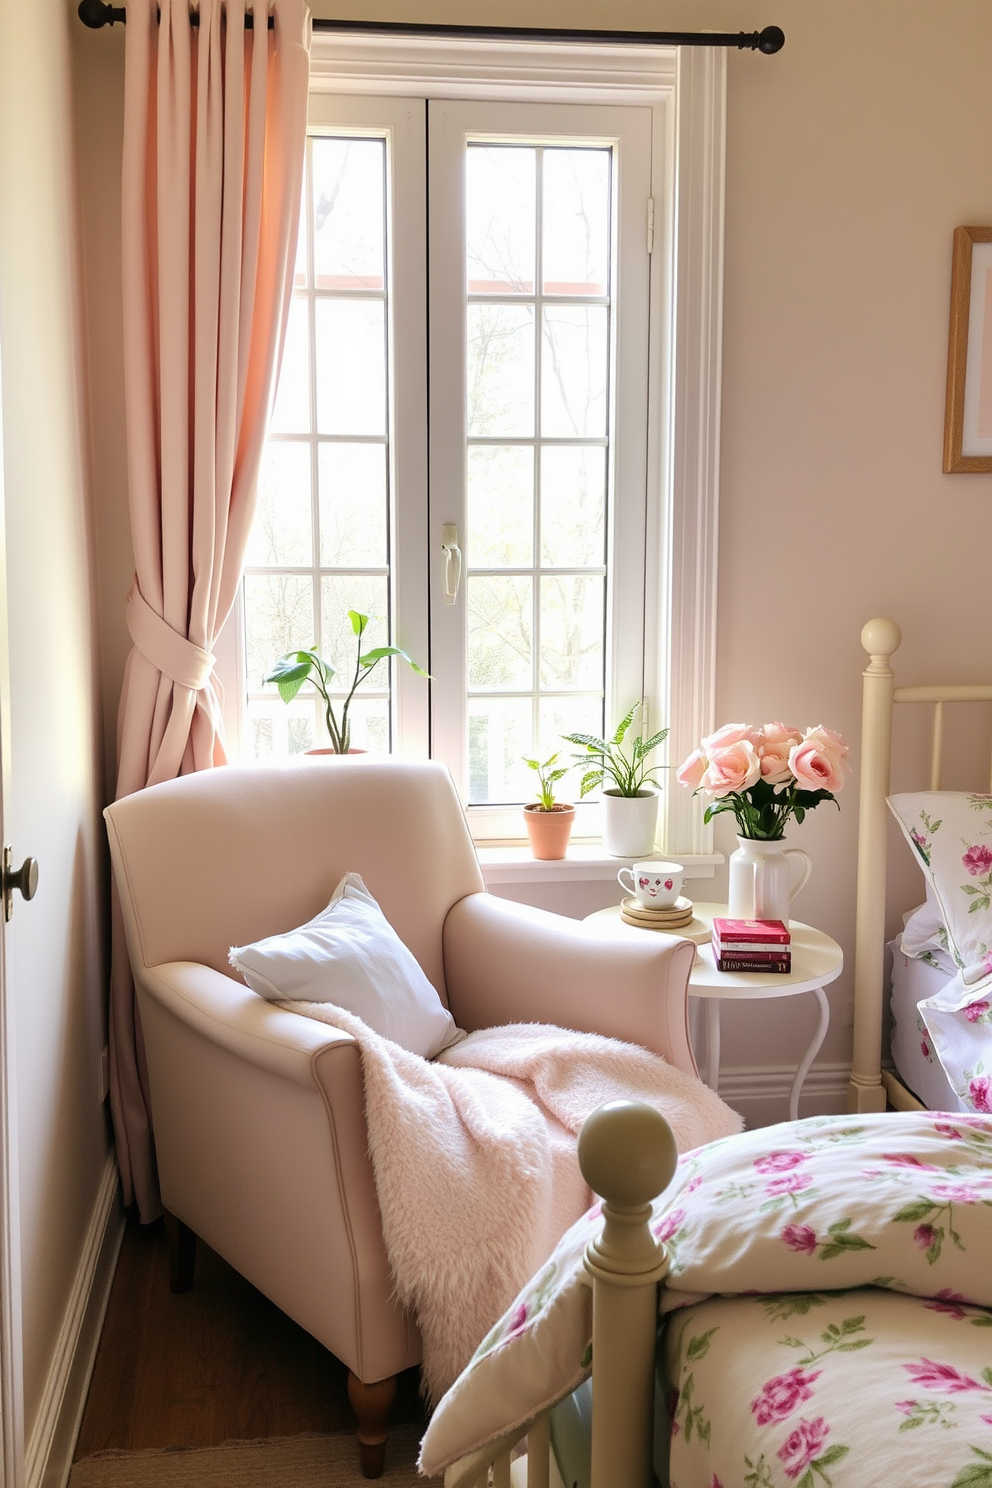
[219,34,723,865]
[309,33,724,863]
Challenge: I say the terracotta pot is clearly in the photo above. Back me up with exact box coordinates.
[304,748,367,756]
[523,803,575,860]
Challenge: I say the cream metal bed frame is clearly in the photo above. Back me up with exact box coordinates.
[443,1100,677,1488]
[443,621,992,1486]
[847,617,992,1115]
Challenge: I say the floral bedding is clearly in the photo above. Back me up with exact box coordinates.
[661,1288,992,1488]
[418,1111,992,1478]
[888,792,992,1113]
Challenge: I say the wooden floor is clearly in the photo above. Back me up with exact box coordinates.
[74,1215,426,1458]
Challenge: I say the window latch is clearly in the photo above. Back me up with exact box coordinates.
[441,524,462,606]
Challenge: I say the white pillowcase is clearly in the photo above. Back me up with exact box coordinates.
[899,886,956,974]
[229,872,463,1060]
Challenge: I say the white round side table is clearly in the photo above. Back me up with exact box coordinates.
[583,902,843,1121]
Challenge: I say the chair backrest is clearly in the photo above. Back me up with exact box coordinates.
[105,757,485,1001]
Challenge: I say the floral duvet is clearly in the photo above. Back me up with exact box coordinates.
[661,1288,992,1488]
[420,1111,992,1483]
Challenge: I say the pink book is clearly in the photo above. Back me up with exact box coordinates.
[712,917,790,946]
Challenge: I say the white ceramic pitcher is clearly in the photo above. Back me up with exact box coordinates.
[726,835,811,925]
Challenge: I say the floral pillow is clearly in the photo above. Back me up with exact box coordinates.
[888,793,992,1110]
[418,1110,992,1476]
[887,792,992,989]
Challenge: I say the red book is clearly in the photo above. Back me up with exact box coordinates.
[712,917,790,947]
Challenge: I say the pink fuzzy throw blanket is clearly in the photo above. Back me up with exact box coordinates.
[281,1003,741,1401]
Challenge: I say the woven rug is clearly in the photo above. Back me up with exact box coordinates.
[68,1425,434,1487]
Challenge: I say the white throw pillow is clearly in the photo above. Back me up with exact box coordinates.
[229,872,462,1059]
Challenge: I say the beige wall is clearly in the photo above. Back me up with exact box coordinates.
[0,0,112,1454]
[73,1,992,1087]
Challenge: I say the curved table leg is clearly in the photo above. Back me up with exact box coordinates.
[705,999,721,1092]
[789,986,830,1121]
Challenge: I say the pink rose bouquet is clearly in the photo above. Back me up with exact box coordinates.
[677,722,848,840]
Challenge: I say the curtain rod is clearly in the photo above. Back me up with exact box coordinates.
[77,2,785,53]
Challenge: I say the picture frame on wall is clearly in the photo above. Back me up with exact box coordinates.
[944,224,992,473]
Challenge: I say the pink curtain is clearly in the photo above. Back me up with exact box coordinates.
[111,0,310,1219]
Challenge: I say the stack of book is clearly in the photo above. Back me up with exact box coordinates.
[711,917,791,973]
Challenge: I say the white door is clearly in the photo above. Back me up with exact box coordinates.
[0,330,25,1488]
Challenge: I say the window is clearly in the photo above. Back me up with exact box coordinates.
[227,37,725,859]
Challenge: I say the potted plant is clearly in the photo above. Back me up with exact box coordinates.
[264,610,428,755]
[522,752,575,860]
[563,703,668,857]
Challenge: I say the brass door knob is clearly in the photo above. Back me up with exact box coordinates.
[3,847,38,922]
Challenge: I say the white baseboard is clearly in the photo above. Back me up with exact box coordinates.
[26,1153,124,1488]
[717,1061,851,1129]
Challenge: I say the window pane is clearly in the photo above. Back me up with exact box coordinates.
[466,146,535,294]
[542,149,610,297]
[541,305,608,437]
[247,696,317,759]
[270,296,311,434]
[539,574,605,688]
[538,696,603,765]
[318,443,387,567]
[467,304,534,437]
[244,573,314,690]
[312,137,385,291]
[247,442,313,567]
[540,446,606,567]
[467,445,533,567]
[341,696,390,753]
[320,576,389,682]
[468,575,533,690]
[316,299,386,435]
[468,698,531,804]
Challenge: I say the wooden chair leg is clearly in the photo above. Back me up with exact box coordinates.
[163,1210,196,1293]
[347,1370,397,1479]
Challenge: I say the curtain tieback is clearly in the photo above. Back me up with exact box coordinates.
[126,579,216,691]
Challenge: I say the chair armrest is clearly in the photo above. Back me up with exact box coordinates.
[139,961,357,1089]
[441,894,698,1075]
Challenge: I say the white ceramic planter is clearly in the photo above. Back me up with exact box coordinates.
[602,790,659,858]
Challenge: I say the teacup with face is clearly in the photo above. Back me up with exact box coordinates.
[617,861,684,910]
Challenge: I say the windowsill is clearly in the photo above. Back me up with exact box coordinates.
[475,842,724,885]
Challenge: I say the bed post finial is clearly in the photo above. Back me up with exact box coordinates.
[579,1102,676,1488]
[861,617,901,672]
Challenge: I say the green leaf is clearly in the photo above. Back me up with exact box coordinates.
[563,732,609,754]
[836,1339,873,1351]
[839,1315,866,1334]
[817,1445,850,1467]
[686,1328,717,1361]
[982,1367,992,1387]
[611,703,638,745]
[894,1200,939,1223]
[578,770,605,798]
[951,1449,992,1488]
[642,728,669,753]
[348,609,369,636]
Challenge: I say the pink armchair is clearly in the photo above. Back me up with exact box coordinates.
[104,758,698,1476]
